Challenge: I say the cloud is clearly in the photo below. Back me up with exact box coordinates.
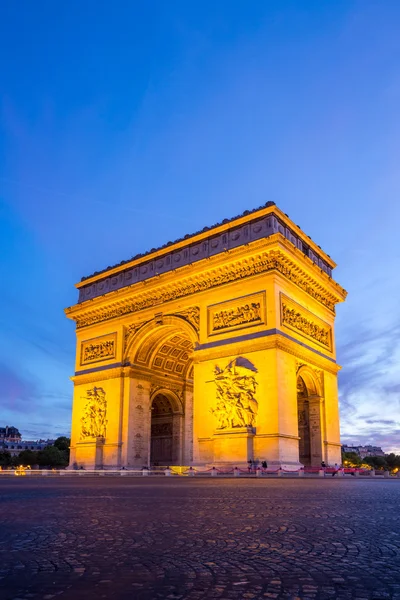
[0,363,39,414]
[365,419,396,425]
[337,319,400,454]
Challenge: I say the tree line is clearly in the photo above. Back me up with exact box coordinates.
[0,437,70,468]
[343,451,400,472]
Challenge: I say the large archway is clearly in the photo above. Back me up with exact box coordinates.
[296,368,323,467]
[124,316,197,467]
[150,393,177,466]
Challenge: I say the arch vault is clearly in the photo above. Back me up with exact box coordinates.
[66,203,346,469]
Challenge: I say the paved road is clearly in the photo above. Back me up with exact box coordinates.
[0,478,399,599]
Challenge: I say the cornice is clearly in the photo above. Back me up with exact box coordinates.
[192,333,340,375]
[65,239,346,330]
[71,366,127,385]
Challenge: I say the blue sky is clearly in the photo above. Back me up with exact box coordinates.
[1,1,399,451]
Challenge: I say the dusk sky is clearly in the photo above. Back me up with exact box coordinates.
[1,1,399,452]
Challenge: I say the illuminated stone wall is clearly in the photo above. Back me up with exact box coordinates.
[66,204,346,469]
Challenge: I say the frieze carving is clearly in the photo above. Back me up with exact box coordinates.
[80,387,107,440]
[80,334,117,365]
[176,306,200,332]
[210,357,258,429]
[208,293,265,335]
[72,250,338,329]
[281,294,332,351]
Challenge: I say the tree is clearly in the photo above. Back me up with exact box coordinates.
[0,451,12,467]
[342,452,361,467]
[37,445,68,468]
[385,453,400,469]
[17,450,38,466]
[363,456,387,470]
[54,437,70,464]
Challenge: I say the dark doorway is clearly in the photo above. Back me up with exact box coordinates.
[150,394,174,465]
[297,376,311,466]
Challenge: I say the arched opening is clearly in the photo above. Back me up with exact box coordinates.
[297,376,311,465]
[125,316,197,468]
[151,394,174,466]
[297,369,323,467]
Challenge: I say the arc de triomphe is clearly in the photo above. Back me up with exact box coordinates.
[66,202,346,469]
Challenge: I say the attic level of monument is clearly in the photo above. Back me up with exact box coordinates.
[76,203,337,305]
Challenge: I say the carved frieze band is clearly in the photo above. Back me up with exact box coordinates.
[73,250,336,329]
[280,294,332,351]
[208,292,266,336]
[80,333,117,365]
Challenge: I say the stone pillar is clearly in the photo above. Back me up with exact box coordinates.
[121,377,151,468]
[308,397,323,467]
[69,372,125,469]
[182,386,194,465]
[254,348,302,470]
[212,427,255,466]
[323,371,342,465]
[74,437,105,469]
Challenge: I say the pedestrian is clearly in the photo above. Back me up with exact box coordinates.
[321,461,326,468]
[332,463,340,477]
[262,460,268,470]
[247,459,253,473]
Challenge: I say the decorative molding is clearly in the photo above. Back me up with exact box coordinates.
[176,306,200,332]
[150,383,184,404]
[70,249,338,329]
[296,361,325,396]
[80,333,117,365]
[210,357,258,429]
[281,294,332,351]
[80,387,107,440]
[208,292,265,336]
[124,319,148,345]
[72,366,126,385]
[193,334,340,375]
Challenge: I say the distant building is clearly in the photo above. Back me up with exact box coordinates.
[342,444,385,458]
[0,426,21,442]
[0,439,55,458]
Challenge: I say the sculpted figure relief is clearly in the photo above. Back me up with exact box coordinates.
[80,387,108,440]
[212,302,261,332]
[82,340,115,363]
[210,357,258,429]
[282,303,330,348]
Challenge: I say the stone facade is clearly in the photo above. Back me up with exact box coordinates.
[66,203,347,469]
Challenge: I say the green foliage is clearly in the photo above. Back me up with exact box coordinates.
[385,453,400,469]
[16,450,38,466]
[37,445,68,468]
[54,436,70,452]
[53,436,70,465]
[342,452,362,467]
[363,456,387,470]
[0,451,12,467]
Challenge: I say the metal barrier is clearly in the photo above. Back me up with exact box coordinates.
[1,467,398,478]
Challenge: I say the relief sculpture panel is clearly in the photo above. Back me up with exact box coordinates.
[208,292,266,336]
[80,387,108,440]
[80,333,117,365]
[210,357,258,429]
[280,294,332,351]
